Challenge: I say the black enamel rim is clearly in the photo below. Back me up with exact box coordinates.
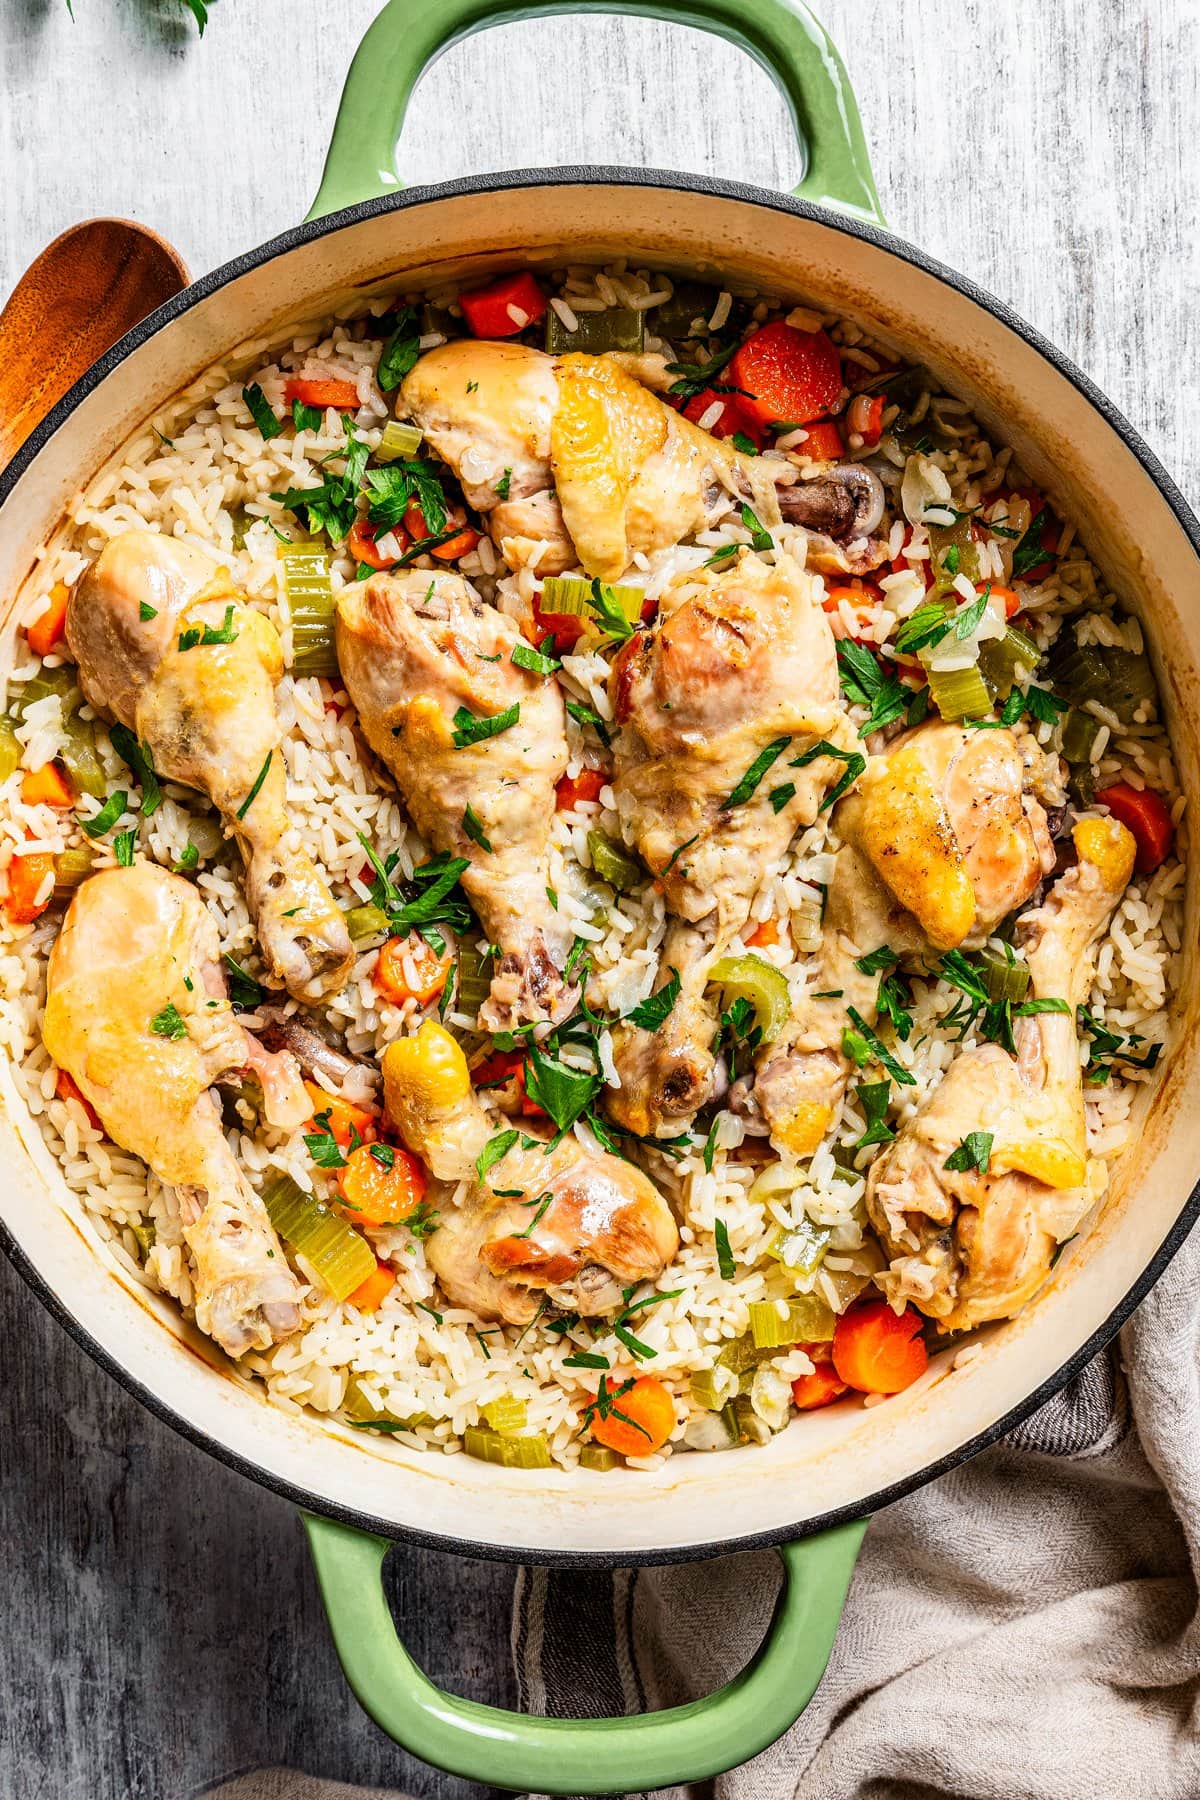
[3,166,1200,1568]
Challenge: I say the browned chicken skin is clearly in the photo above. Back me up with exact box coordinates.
[335,569,577,1030]
[603,551,847,1137]
[866,818,1137,1330]
[42,865,309,1358]
[68,531,354,1004]
[754,721,1055,1156]
[381,1022,678,1323]
[400,341,885,580]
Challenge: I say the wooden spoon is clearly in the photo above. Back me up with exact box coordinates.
[0,218,189,476]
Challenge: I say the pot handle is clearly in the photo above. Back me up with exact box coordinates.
[304,1511,866,1792]
[306,0,884,227]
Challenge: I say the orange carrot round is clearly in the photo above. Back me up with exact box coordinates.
[791,1363,848,1410]
[348,518,406,570]
[26,582,70,657]
[555,768,607,810]
[55,1067,102,1132]
[588,1376,676,1457]
[6,849,55,924]
[375,933,453,1005]
[348,1259,397,1312]
[832,1301,928,1395]
[798,419,845,462]
[989,584,1022,620]
[337,1141,427,1228]
[1096,781,1175,874]
[303,1081,377,1151]
[730,321,843,430]
[283,377,361,410]
[20,763,73,808]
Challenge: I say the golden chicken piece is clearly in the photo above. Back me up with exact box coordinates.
[754,720,1055,1155]
[336,569,577,1030]
[604,551,847,1137]
[400,341,885,580]
[382,1021,679,1323]
[42,865,309,1358]
[866,817,1137,1331]
[67,531,353,1005]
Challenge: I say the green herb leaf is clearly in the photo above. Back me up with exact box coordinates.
[113,829,136,867]
[477,1131,520,1182]
[836,641,909,737]
[514,1192,554,1239]
[844,1005,915,1086]
[292,399,322,433]
[854,1079,896,1148]
[1012,506,1053,579]
[462,804,494,853]
[236,752,272,821]
[305,1112,349,1169]
[1024,684,1069,724]
[721,736,792,809]
[704,544,740,570]
[174,842,199,872]
[768,782,796,814]
[495,467,512,501]
[944,1130,993,1173]
[242,383,282,440]
[954,592,988,639]
[790,737,866,809]
[377,306,422,392]
[625,967,681,1032]
[854,945,899,976]
[139,601,158,621]
[524,1043,602,1138]
[565,698,611,745]
[402,1201,441,1239]
[223,954,264,1009]
[702,1114,721,1173]
[564,1351,611,1370]
[109,724,163,817]
[587,577,636,644]
[369,1143,396,1171]
[714,1218,736,1280]
[894,601,953,656]
[731,431,759,457]
[80,790,128,839]
[664,340,741,401]
[740,503,773,552]
[512,641,561,676]
[150,1001,187,1041]
[452,703,519,748]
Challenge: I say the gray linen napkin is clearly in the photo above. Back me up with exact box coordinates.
[209,1219,1200,1800]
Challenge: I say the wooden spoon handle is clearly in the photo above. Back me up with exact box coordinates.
[0,218,189,476]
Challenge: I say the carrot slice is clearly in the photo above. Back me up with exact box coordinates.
[798,419,845,461]
[55,1067,102,1132]
[555,768,607,810]
[791,1363,848,1410]
[730,321,843,430]
[845,393,885,446]
[348,1259,398,1312]
[745,918,782,949]
[20,763,73,808]
[588,1376,676,1457]
[832,1301,928,1395]
[375,933,453,1005]
[283,378,361,410]
[337,1142,427,1229]
[26,582,70,657]
[6,848,55,924]
[303,1082,377,1151]
[1096,781,1175,874]
[989,584,1022,620]
[348,518,406,570]
[681,389,761,445]
[402,498,479,562]
[458,272,548,338]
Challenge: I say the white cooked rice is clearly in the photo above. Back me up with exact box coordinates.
[0,262,1184,1470]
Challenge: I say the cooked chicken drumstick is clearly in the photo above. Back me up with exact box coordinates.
[68,531,353,1004]
[604,550,846,1137]
[336,569,578,1030]
[866,816,1137,1330]
[400,341,885,580]
[754,721,1055,1155]
[42,864,309,1358]
[382,1023,679,1323]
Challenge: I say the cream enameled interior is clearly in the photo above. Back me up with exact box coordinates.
[2,181,1198,1558]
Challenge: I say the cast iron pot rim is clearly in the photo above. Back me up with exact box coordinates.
[2,164,1199,1568]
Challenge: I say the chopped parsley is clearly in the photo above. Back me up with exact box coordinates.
[292,399,322,433]
[564,1350,611,1371]
[624,966,680,1032]
[790,738,866,809]
[769,782,796,814]
[462,804,493,853]
[150,1002,187,1041]
[139,601,157,622]
[376,305,422,392]
[664,340,742,402]
[843,1005,915,1085]
[702,1114,721,1173]
[242,382,283,440]
[721,736,792,808]
[731,431,759,457]
[305,1112,351,1169]
[369,1144,396,1170]
[402,1201,441,1239]
[579,1375,647,1441]
[894,601,953,656]
[1078,1007,1162,1084]
[110,720,164,809]
[451,702,519,748]
[512,641,561,676]
[704,544,740,570]
[364,456,446,536]
[113,829,136,867]
[714,1218,736,1280]
[739,503,773,552]
[854,1079,895,1148]
[80,790,128,838]
[1011,507,1054,579]
[836,641,909,737]
[944,1131,993,1173]
[523,1043,602,1138]
[587,577,637,644]
[174,842,199,872]
[476,1131,520,1182]
[565,698,611,746]
[495,467,512,501]
[514,1192,554,1240]
[236,751,272,820]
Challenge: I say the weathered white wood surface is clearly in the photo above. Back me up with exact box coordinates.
[1,2,1197,1795]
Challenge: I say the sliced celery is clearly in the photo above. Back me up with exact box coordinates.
[1059,707,1102,765]
[748,1296,836,1349]
[1048,637,1156,721]
[1099,649,1157,721]
[926,663,990,721]
[540,575,644,628]
[0,719,20,783]
[715,1332,778,1377]
[579,1443,620,1471]
[463,1424,552,1469]
[10,665,78,716]
[481,1395,528,1436]
[749,1363,792,1432]
[376,420,423,463]
[454,942,494,1012]
[689,1362,738,1411]
[730,1394,773,1446]
[262,1172,375,1302]
[708,954,791,1043]
[129,1219,156,1260]
[767,1220,832,1278]
[545,307,645,354]
[927,518,982,593]
[651,281,718,340]
[58,716,106,799]
[587,830,643,894]
[279,542,337,677]
[682,1406,740,1451]
[344,1375,431,1428]
[978,624,1039,699]
[976,944,1030,1004]
[53,845,94,898]
[343,902,390,943]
